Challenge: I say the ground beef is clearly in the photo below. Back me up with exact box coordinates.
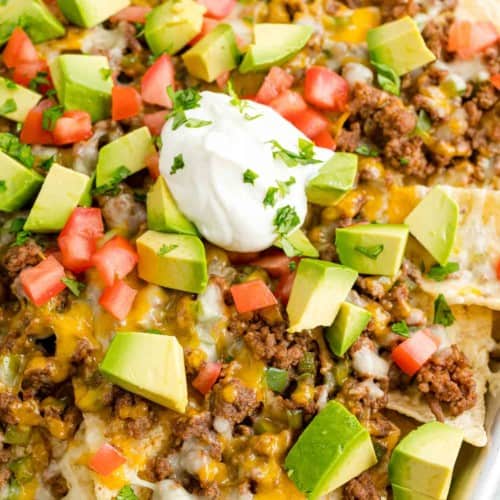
[384,136,434,179]
[113,390,155,439]
[0,448,11,488]
[0,392,19,425]
[344,472,381,500]
[212,378,259,425]
[473,83,498,111]
[373,0,419,22]
[356,276,387,300]
[153,456,173,481]
[336,123,361,152]
[338,377,389,420]
[380,283,412,321]
[416,345,476,418]
[1,239,43,278]
[43,472,69,498]
[464,100,482,127]
[422,12,454,60]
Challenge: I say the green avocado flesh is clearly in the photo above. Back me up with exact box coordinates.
[274,229,319,257]
[0,78,41,123]
[57,0,130,28]
[405,187,458,266]
[336,223,409,276]
[285,401,377,499]
[100,332,188,413]
[389,422,463,499]
[0,0,65,45]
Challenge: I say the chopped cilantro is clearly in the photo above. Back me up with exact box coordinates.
[117,485,138,500]
[399,157,409,166]
[100,68,112,80]
[277,176,296,196]
[391,321,410,337]
[415,109,432,135]
[243,169,258,184]
[39,155,56,171]
[269,138,321,167]
[355,144,379,157]
[170,154,185,174]
[167,86,212,130]
[92,166,131,196]
[226,80,262,121]
[158,244,178,256]
[28,72,49,91]
[0,133,34,168]
[6,80,17,89]
[0,98,17,115]
[185,118,212,128]
[42,105,64,131]
[427,262,459,282]
[433,294,455,327]
[355,244,384,259]
[61,277,85,297]
[289,261,297,272]
[274,205,300,236]
[263,187,279,207]
[371,61,400,96]
[9,218,26,234]
[11,230,32,247]
[0,180,5,192]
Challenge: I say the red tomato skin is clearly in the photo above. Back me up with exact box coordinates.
[141,54,175,108]
[13,60,50,90]
[89,443,126,476]
[255,67,294,104]
[288,107,329,138]
[99,280,137,320]
[3,28,39,68]
[110,6,152,23]
[20,255,66,307]
[274,271,296,305]
[268,90,307,119]
[448,20,499,59]
[304,66,349,111]
[198,0,236,19]
[189,17,220,46]
[230,280,278,313]
[20,100,56,145]
[313,129,336,149]
[496,258,500,280]
[146,152,160,179]
[391,329,440,377]
[112,86,142,121]
[58,234,96,273]
[192,362,222,395]
[252,251,296,278]
[143,110,168,136]
[226,251,261,265]
[491,74,500,90]
[91,236,138,287]
[60,208,104,241]
[53,111,93,145]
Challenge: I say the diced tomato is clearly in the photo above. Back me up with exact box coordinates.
[304,66,349,112]
[274,271,296,305]
[52,110,93,145]
[141,54,175,108]
[313,129,336,149]
[58,234,96,273]
[288,107,329,139]
[496,258,500,280]
[12,60,50,90]
[226,251,261,265]
[99,280,137,321]
[230,280,278,313]
[189,17,220,46]
[216,70,230,90]
[91,236,138,287]
[2,28,39,69]
[143,110,168,136]
[448,20,499,59]
[192,362,222,395]
[20,255,66,307]
[268,90,307,119]
[89,443,126,476]
[60,208,104,241]
[198,0,236,19]
[110,5,152,23]
[20,100,56,145]
[252,251,295,278]
[112,86,142,121]
[255,67,294,104]
[146,152,160,179]
[391,329,440,377]
[491,74,500,90]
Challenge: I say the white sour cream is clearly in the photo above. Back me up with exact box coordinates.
[159,91,333,252]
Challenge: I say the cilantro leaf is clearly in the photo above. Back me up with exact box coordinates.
[11,230,32,247]
[0,98,17,115]
[371,61,400,96]
[263,187,279,207]
[61,277,85,296]
[9,218,26,234]
[355,244,384,259]
[277,176,296,196]
[99,68,112,80]
[117,485,138,500]
[0,133,34,168]
[167,86,212,130]
[427,262,459,282]
[391,321,410,337]
[433,294,455,327]
[243,169,258,184]
[158,244,178,256]
[269,138,322,167]
[29,72,50,91]
[415,109,432,136]
[274,205,300,236]
[227,80,262,121]
[42,104,64,131]
[92,166,131,196]
[355,144,379,157]
[39,155,56,171]
[185,118,212,128]
[170,154,184,174]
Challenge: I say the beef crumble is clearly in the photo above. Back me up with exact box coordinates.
[1,239,43,278]
[344,471,381,500]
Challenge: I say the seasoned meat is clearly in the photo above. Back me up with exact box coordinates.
[43,472,69,499]
[384,136,434,179]
[212,378,259,425]
[113,390,156,439]
[422,12,454,60]
[1,239,43,278]
[336,123,361,152]
[338,377,389,420]
[344,472,381,500]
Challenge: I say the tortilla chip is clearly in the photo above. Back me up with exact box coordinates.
[387,305,495,447]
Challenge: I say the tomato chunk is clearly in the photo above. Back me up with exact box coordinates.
[146,152,160,180]
[143,110,168,136]
[20,100,56,145]
[230,280,278,313]
[2,28,39,69]
[99,280,137,320]
[448,20,499,59]
[274,271,296,305]
[60,208,104,241]
[495,258,500,280]
[110,6,152,23]
[304,66,349,111]
[288,107,329,138]
[13,60,50,90]
[89,443,126,476]
[391,329,440,376]
[313,129,336,149]
[252,251,296,278]
[192,362,222,395]
[268,90,307,119]
[189,17,220,46]
[112,86,142,121]
[20,256,66,307]
[141,54,175,108]
[255,67,294,104]
[491,74,500,90]
[91,236,138,287]
[53,110,93,145]
[198,0,236,19]
[58,234,96,273]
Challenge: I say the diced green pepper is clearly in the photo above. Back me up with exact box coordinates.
[9,457,34,485]
[265,367,289,393]
[0,355,23,387]
[4,426,31,446]
[254,417,279,435]
[333,359,351,386]
[298,352,316,375]
[286,409,303,430]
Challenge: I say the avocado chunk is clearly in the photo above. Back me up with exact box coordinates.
[147,176,198,236]
[145,0,206,55]
[392,485,435,500]
[136,230,208,294]
[287,258,357,333]
[285,401,377,499]
[326,302,372,357]
[0,151,43,212]
[57,0,130,28]
[96,127,155,188]
[239,24,313,73]
[0,0,65,45]
[274,229,319,258]
[24,164,91,232]
[100,332,187,413]
[50,55,113,122]
[306,152,358,206]
[183,24,240,83]
[389,422,463,500]
[0,78,41,123]
[367,16,435,76]
[404,187,458,266]
[336,224,409,276]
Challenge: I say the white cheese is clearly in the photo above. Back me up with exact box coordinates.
[352,345,389,379]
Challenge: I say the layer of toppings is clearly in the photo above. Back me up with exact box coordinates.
[0,0,498,499]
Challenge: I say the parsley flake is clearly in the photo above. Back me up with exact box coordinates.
[371,61,400,96]
[9,218,26,234]
[274,205,300,236]
[355,244,384,259]
[170,154,185,174]
[263,187,279,207]
[61,277,85,297]
[5,80,17,89]
[158,244,178,256]
[167,86,212,130]
[92,166,131,196]
[39,155,56,171]
[391,321,410,337]
[42,105,64,131]
[277,176,296,196]
[433,294,455,327]
[29,72,50,91]
[0,98,17,115]
[269,138,321,167]
[11,230,32,247]
[243,169,258,184]
[415,109,432,135]
[427,262,459,282]
[0,133,34,168]
[117,485,138,500]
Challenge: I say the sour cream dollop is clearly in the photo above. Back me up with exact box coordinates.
[159,91,333,252]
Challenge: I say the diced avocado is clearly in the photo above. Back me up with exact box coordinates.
[147,176,198,236]
[0,0,65,45]
[239,24,313,73]
[96,127,155,188]
[145,0,206,55]
[285,401,377,499]
[0,78,41,123]
[389,422,463,500]
[0,151,43,212]
[24,164,91,232]
[326,302,371,357]
[50,55,113,122]
[79,171,95,208]
[392,485,435,500]
[287,258,357,333]
[306,152,358,206]
[100,332,187,413]
[367,16,435,76]
[57,0,130,28]
[183,24,240,83]
[136,230,208,294]
[404,187,458,266]
[274,229,319,258]
[336,224,409,276]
